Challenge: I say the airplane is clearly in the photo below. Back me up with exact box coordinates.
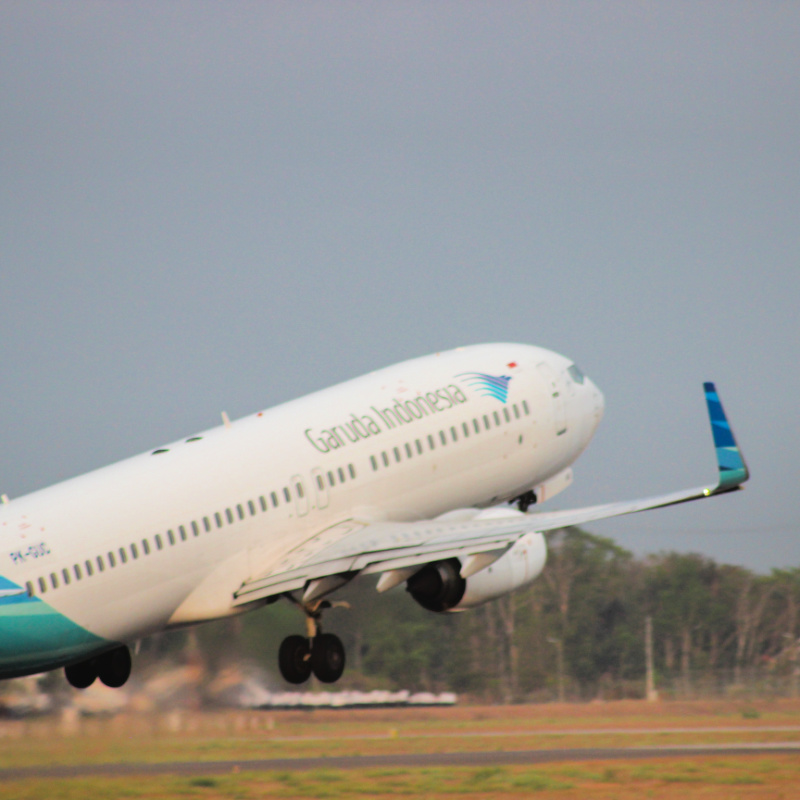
[0,343,748,689]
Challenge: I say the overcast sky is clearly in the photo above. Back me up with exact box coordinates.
[1,2,798,572]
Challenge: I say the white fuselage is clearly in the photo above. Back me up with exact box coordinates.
[0,343,603,679]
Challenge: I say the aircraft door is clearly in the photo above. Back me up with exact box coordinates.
[311,467,329,510]
[536,362,568,436]
[291,474,310,517]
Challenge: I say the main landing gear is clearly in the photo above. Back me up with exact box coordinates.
[64,644,132,689]
[278,600,346,684]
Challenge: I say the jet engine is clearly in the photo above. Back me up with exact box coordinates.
[406,532,547,613]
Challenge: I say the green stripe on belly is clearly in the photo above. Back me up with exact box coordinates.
[0,596,110,679]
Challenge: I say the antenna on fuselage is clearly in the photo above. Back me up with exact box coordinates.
[221,411,232,430]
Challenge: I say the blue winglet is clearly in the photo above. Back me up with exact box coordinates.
[703,382,749,493]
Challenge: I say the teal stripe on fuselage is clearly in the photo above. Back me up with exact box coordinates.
[0,578,113,679]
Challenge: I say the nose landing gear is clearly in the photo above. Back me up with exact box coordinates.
[515,490,538,513]
[277,599,346,684]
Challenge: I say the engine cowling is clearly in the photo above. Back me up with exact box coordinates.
[406,532,547,613]
[406,559,466,612]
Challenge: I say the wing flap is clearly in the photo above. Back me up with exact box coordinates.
[233,524,526,606]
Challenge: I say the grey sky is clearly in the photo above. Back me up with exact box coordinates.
[1,3,798,571]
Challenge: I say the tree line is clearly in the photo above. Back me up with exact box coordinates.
[145,528,800,702]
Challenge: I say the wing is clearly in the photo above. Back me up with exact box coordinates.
[233,382,748,607]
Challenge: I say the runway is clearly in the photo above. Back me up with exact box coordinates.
[3,743,799,781]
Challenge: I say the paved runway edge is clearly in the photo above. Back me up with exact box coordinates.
[3,744,800,781]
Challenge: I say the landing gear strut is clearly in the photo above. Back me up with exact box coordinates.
[64,645,132,689]
[278,600,346,684]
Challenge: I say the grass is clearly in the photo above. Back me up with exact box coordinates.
[2,698,800,770]
[1,700,800,798]
[2,727,798,770]
[2,758,799,799]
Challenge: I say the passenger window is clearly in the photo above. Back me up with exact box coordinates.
[393,447,401,463]
[522,400,530,415]
[328,471,335,486]
[462,422,470,438]
[483,414,491,430]
[73,565,82,581]
[167,529,176,545]
[225,508,234,524]
[283,487,291,503]
[130,543,139,559]
[473,419,480,434]
[109,551,117,567]
[26,581,34,597]
[450,426,458,443]
[192,521,200,537]
[427,434,436,450]
[51,573,59,589]
[493,411,501,426]
[203,517,212,532]
[62,568,71,585]
[439,431,447,445]
[85,560,94,576]
[349,463,356,479]
[415,439,423,455]
[382,451,389,467]
[337,467,345,482]
[260,496,268,512]
[405,442,413,458]
[370,455,378,471]
[119,548,128,564]
[513,404,520,419]
[38,577,47,593]
[155,534,163,550]
[503,408,511,423]
[180,525,188,540]
[296,482,304,498]
[237,504,245,520]
[142,539,150,556]
[316,475,324,490]
[271,492,279,507]
[215,513,223,528]
[97,555,105,571]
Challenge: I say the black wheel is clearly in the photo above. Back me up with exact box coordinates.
[311,633,345,683]
[279,635,312,684]
[97,646,132,688]
[65,658,97,689]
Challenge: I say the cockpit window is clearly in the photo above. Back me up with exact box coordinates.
[567,364,585,384]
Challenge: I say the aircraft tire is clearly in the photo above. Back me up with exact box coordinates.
[65,659,98,689]
[279,635,312,684]
[98,645,132,688]
[311,633,345,683]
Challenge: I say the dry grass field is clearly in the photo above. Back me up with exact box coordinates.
[2,699,800,798]
[3,758,800,800]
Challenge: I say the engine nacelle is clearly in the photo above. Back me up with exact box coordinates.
[406,532,547,613]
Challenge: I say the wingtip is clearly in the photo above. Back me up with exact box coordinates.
[704,382,749,492]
